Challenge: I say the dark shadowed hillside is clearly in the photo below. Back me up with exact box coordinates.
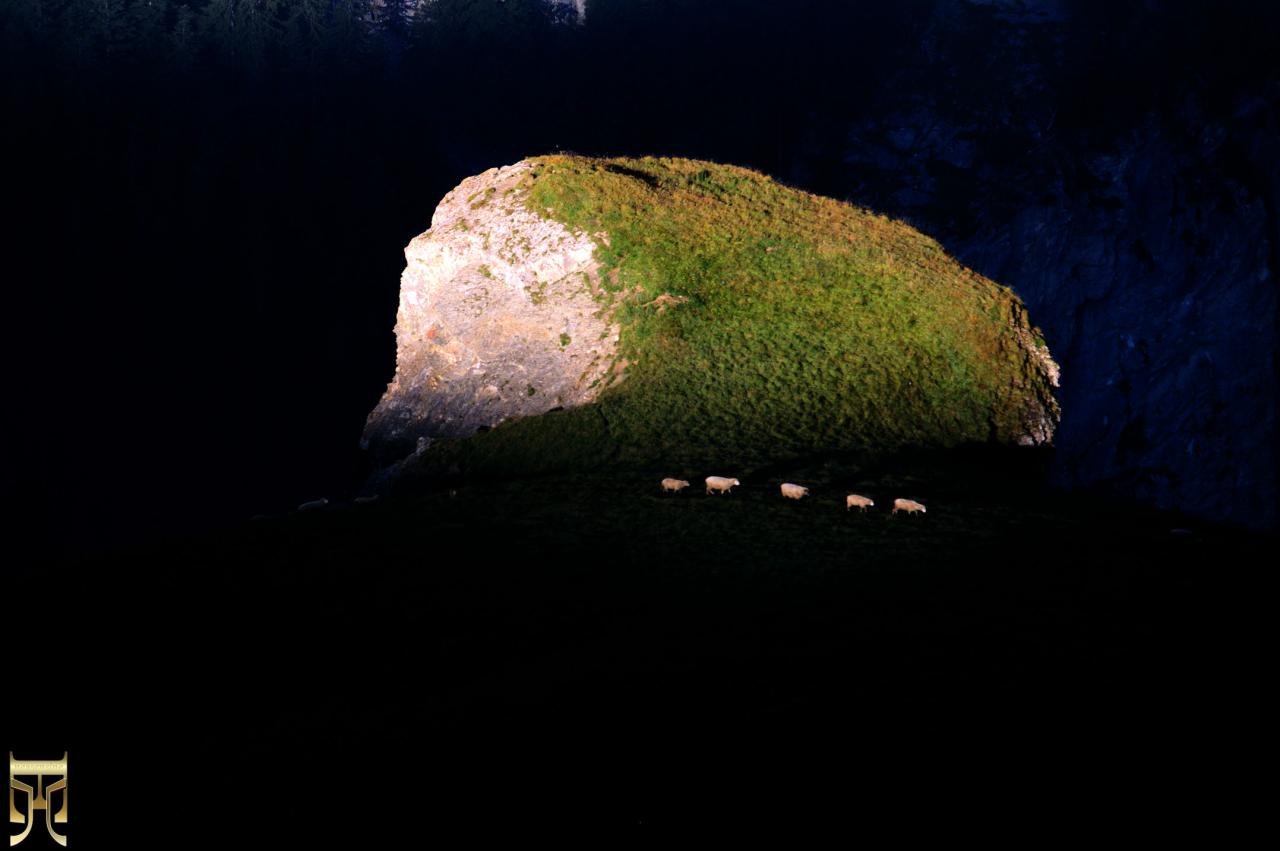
[12,443,1267,838]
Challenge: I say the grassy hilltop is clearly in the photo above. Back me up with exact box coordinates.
[410,155,1058,478]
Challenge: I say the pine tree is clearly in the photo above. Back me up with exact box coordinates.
[236,0,282,78]
[378,0,420,41]
[60,0,134,66]
[170,4,197,73]
[426,0,556,46]
[128,0,167,60]
[328,0,378,69]
[199,0,239,67]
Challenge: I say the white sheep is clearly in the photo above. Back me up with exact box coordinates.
[892,498,926,516]
[705,476,740,495]
[297,498,329,512]
[661,478,691,493]
[780,483,810,500]
[846,494,874,512]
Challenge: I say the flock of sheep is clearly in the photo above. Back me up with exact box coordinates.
[661,477,927,515]
[290,477,927,517]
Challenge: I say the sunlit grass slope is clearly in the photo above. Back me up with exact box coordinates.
[416,155,1057,476]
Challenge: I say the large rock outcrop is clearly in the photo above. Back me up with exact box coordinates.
[364,156,1060,474]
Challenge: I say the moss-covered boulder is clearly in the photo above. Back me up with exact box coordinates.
[364,155,1059,475]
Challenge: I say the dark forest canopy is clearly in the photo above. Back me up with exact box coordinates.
[6,0,1276,266]
[3,1,1277,92]
[3,2,1276,207]
[0,0,572,71]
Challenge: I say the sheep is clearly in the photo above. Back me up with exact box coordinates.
[297,498,329,512]
[892,498,926,516]
[780,483,810,500]
[661,478,691,493]
[705,476,741,495]
[846,494,874,512]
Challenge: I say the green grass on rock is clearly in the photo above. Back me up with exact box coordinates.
[414,155,1058,478]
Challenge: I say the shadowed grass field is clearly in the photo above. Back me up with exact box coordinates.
[13,445,1259,837]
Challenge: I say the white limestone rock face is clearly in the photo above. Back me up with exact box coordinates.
[362,161,616,463]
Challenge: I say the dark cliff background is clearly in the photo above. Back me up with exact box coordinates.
[3,0,1277,556]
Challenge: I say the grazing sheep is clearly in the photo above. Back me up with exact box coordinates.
[661,478,691,493]
[297,498,329,512]
[892,498,926,515]
[846,494,874,512]
[705,476,741,495]
[780,483,810,500]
